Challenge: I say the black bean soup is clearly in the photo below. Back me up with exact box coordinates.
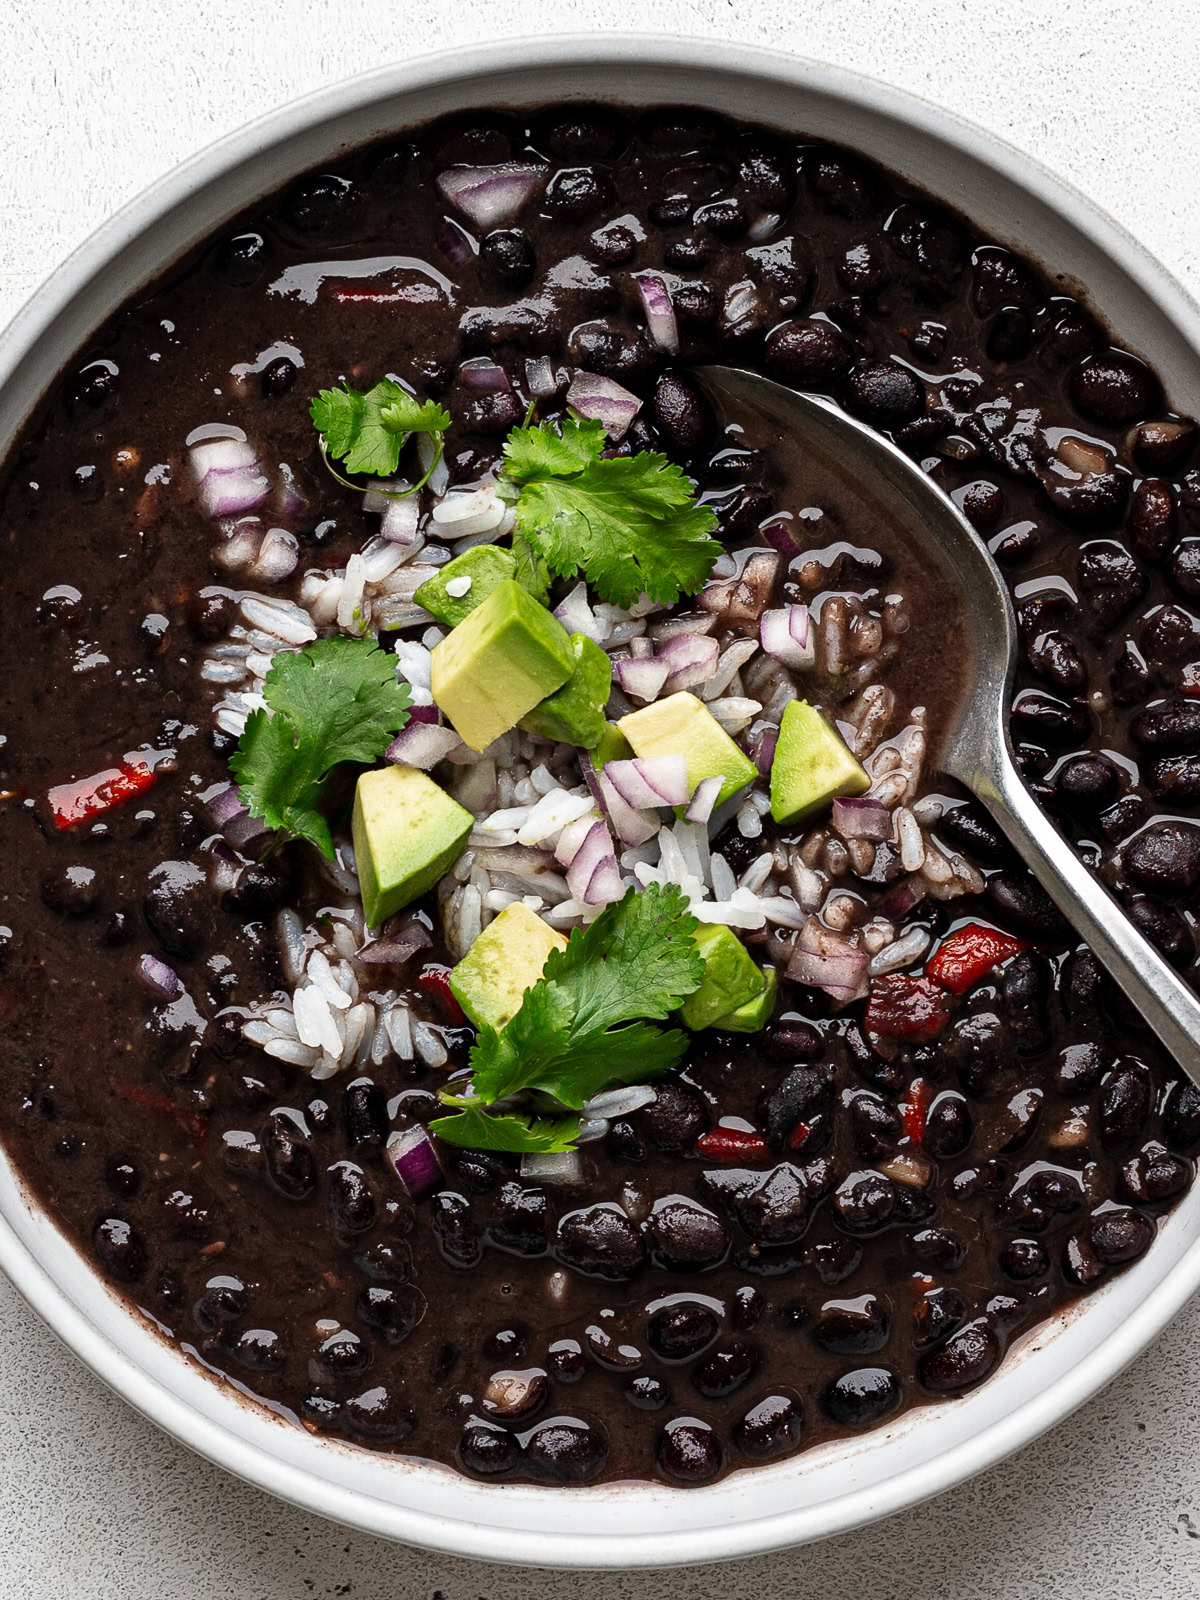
[0,102,1197,1491]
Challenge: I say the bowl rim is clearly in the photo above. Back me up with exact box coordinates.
[2,30,1200,1569]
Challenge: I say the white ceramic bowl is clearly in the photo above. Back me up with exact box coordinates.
[2,32,1199,1570]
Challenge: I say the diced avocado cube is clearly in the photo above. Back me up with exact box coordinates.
[519,633,612,749]
[770,698,870,826]
[679,923,766,1031]
[431,580,575,752]
[712,966,778,1033]
[589,721,632,770]
[449,902,567,1030]
[413,545,517,628]
[618,692,757,808]
[352,764,473,929]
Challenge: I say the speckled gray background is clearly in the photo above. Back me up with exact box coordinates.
[3,1,1200,1594]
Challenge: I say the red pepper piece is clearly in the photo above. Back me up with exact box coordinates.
[902,1077,931,1147]
[49,758,156,830]
[696,1127,769,1163]
[114,1081,207,1142]
[865,975,950,1041]
[926,922,1028,995]
[415,964,465,1027]
[788,1119,813,1152]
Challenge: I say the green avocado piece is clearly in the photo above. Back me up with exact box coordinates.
[712,966,778,1033]
[449,901,567,1030]
[589,721,633,771]
[519,632,612,748]
[431,580,574,752]
[413,545,517,627]
[679,923,766,1031]
[618,691,757,808]
[352,764,473,929]
[770,698,870,826]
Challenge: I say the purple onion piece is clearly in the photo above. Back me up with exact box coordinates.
[525,355,559,398]
[656,631,720,693]
[760,605,814,672]
[879,878,926,919]
[520,1149,583,1184]
[752,726,779,779]
[406,703,442,726]
[565,819,622,906]
[434,163,545,229]
[566,370,642,440]
[614,657,670,703]
[786,919,868,1001]
[554,813,599,868]
[137,952,183,1001]
[553,582,602,642]
[760,517,801,556]
[380,494,421,546]
[595,768,659,847]
[437,218,476,267]
[633,271,679,354]
[385,722,462,770]
[357,938,430,966]
[685,775,724,825]
[605,755,691,811]
[388,1125,443,1201]
[459,357,512,393]
[832,795,891,841]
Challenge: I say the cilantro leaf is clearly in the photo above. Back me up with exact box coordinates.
[230,637,411,859]
[504,416,606,481]
[429,1104,580,1153]
[310,379,450,479]
[468,884,704,1110]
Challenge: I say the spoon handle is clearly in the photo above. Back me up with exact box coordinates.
[969,750,1200,1085]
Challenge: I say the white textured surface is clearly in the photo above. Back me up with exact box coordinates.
[3,1,1200,1594]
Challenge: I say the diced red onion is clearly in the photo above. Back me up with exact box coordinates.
[751,725,778,778]
[832,795,891,841]
[247,527,299,584]
[191,437,271,520]
[786,919,869,1001]
[136,952,183,1001]
[586,763,659,847]
[685,775,723,824]
[760,605,814,672]
[275,464,308,521]
[657,631,720,693]
[722,278,763,332]
[566,819,623,906]
[204,782,272,853]
[208,840,243,896]
[435,163,545,229]
[381,493,421,546]
[521,1149,583,1184]
[553,581,605,644]
[880,878,926,919]
[760,517,801,556]
[633,271,679,355]
[388,1124,443,1201]
[357,935,430,966]
[554,813,600,868]
[566,370,641,440]
[614,657,670,702]
[406,703,442,727]
[386,722,463,770]
[437,218,476,267]
[459,357,511,393]
[605,756,690,811]
[525,355,560,398]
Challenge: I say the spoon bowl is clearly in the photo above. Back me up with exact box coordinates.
[702,364,1200,1083]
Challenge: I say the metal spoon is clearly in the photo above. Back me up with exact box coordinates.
[702,364,1200,1082]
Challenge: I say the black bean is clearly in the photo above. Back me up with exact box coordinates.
[459,1421,521,1477]
[764,319,854,387]
[1090,1207,1155,1265]
[343,1078,388,1158]
[638,1080,707,1151]
[214,232,268,287]
[547,1339,586,1382]
[1111,642,1154,706]
[40,865,99,916]
[450,1147,507,1196]
[1053,1041,1108,1096]
[913,1287,966,1348]
[260,356,297,399]
[736,1162,810,1245]
[545,166,615,220]
[822,1366,903,1427]
[1121,1145,1193,1205]
[938,802,1009,863]
[1000,1238,1049,1280]
[232,1327,285,1373]
[490,1181,548,1256]
[356,1284,425,1345]
[1166,1080,1200,1152]
[910,320,948,361]
[526,1418,608,1482]
[1131,699,1200,749]
[143,859,214,959]
[919,1321,1000,1392]
[1003,1165,1084,1228]
[1100,1062,1152,1151]
[357,1238,413,1281]
[1124,820,1200,895]
[1010,690,1088,748]
[327,1161,377,1235]
[650,370,716,457]
[263,1114,317,1201]
[648,1198,729,1270]
[972,248,1039,317]
[838,241,890,296]
[763,1064,833,1148]
[223,862,291,918]
[1127,895,1194,967]
[848,1093,902,1161]
[1135,418,1197,471]
[832,1171,896,1235]
[1131,480,1176,563]
[479,229,536,288]
[432,1192,483,1268]
[536,106,626,161]
[844,360,924,428]
[557,1204,644,1279]
[1071,349,1160,423]
[343,1385,416,1443]
[1055,754,1120,810]
[925,1091,973,1158]
[909,1228,967,1271]
[193,1278,246,1331]
[657,1419,723,1483]
[92,1216,146,1282]
[946,1010,1012,1099]
[1141,603,1200,665]
[812,1295,890,1355]
[733,1392,804,1459]
[283,174,356,234]
[988,308,1033,363]
[647,1302,719,1361]
[311,1329,370,1384]
[732,1285,767,1327]
[692,1338,760,1399]
[986,871,1070,939]
[673,281,720,324]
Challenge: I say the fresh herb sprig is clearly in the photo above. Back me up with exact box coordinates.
[430,884,704,1152]
[499,417,722,609]
[230,637,411,860]
[311,379,450,491]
